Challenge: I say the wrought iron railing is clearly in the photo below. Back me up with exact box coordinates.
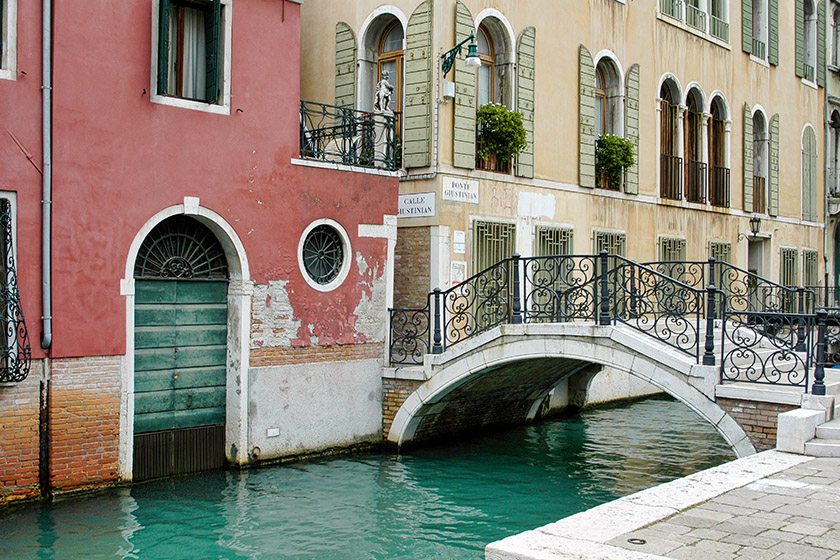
[0,199,30,383]
[752,38,766,60]
[753,176,766,214]
[710,16,729,42]
[686,160,707,203]
[709,165,730,207]
[299,101,397,171]
[660,154,683,200]
[389,253,830,395]
[686,4,706,31]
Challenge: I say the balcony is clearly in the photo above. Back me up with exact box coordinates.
[753,176,766,214]
[660,154,683,200]
[752,38,766,61]
[660,0,682,20]
[685,160,707,203]
[709,166,730,207]
[686,4,706,32]
[710,16,729,42]
[299,101,398,171]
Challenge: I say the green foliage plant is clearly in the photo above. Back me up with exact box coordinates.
[476,104,528,165]
[595,134,635,188]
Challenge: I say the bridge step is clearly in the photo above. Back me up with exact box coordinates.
[804,438,840,457]
[815,417,840,439]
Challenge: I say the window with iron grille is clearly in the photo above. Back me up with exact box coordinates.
[658,236,686,262]
[0,0,18,81]
[780,247,798,289]
[708,241,732,264]
[0,198,30,383]
[803,249,819,288]
[535,226,573,256]
[472,220,516,275]
[592,230,626,256]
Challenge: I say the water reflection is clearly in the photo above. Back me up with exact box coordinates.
[0,397,735,560]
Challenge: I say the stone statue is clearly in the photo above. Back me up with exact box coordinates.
[374,71,393,113]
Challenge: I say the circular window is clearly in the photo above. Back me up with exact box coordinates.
[298,220,351,291]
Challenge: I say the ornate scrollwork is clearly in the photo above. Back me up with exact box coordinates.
[443,260,510,347]
[0,199,31,383]
[389,304,431,366]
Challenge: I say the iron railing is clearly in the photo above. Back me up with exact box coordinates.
[686,4,706,31]
[686,160,707,203]
[710,16,729,42]
[0,198,30,383]
[299,100,397,171]
[752,38,766,60]
[661,154,683,200]
[660,0,682,19]
[709,165,730,207]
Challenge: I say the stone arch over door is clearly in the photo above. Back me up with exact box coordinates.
[119,200,251,481]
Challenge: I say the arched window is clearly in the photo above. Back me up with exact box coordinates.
[378,22,404,130]
[594,66,606,139]
[802,126,819,221]
[833,7,840,67]
[684,88,706,203]
[660,80,681,199]
[709,96,730,207]
[474,17,513,107]
[804,0,817,82]
[476,26,494,107]
[752,111,768,214]
[594,58,622,138]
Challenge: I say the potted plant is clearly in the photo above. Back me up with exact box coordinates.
[595,134,634,190]
[475,104,528,172]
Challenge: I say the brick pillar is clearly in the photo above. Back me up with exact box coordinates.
[717,397,798,452]
[393,226,431,309]
[382,378,423,438]
[0,363,42,504]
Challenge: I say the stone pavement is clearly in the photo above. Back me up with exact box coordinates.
[486,451,840,559]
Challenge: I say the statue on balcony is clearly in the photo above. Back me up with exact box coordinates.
[374,71,393,113]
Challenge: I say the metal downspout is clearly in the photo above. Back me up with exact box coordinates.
[41,0,52,350]
[825,0,831,306]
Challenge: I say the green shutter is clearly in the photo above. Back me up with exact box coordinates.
[742,0,753,54]
[796,0,805,76]
[157,0,171,95]
[203,0,221,104]
[516,27,536,179]
[769,114,780,217]
[769,0,779,65]
[403,0,433,169]
[624,64,640,195]
[810,128,819,220]
[819,1,827,86]
[579,45,595,189]
[453,2,476,169]
[743,103,754,213]
[803,126,818,221]
[335,22,357,109]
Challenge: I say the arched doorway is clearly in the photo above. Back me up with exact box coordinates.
[132,215,229,481]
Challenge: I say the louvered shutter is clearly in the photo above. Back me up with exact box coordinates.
[516,27,536,179]
[157,0,171,95]
[203,0,221,104]
[335,22,357,109]
[403,0,433,169]
[743,104,754,213]
[795,0,805,76]
[453,2,476,169]
[769,114,779,217]
[819,1,827,86]
[624,64,640,195]
[769,0,779,65]
[579,45,595,189]
[742,0,753,54]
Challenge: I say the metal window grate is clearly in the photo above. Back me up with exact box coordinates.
[0,199,31,383]
[658,237,687,262]
[593,231,626,256]
[535,227,573,256]
[803,250,818,287]
[473,221,516,274]
[709,241,732,264]
[780,248,798,289]
[135,215,229,280]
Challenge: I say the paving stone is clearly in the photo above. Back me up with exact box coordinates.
[756,529,805,543]
[733,548,782,560]
[800,530,840,551]
[608,533,685,556]
[685,527,731,540]
[667,539,742,560]
[682,507,734,522]
[780,522,831,537]
[712,520,775,537]
[749,511,791,525]
[784,515,836,528]
[722,532,782,549]
[775,504,840,523]
[748,494,807,512]
[668,514,724,529]
[768,540,835,559]
[702,502,760,517]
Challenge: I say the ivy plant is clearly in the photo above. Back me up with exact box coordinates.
[595,134,635,188]
[476,104,528,165]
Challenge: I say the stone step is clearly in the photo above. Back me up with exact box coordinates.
[816,417,840,439]
[804,438,840,457]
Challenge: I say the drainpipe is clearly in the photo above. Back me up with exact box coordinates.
[825,0,831,306]
[41,0,52,350]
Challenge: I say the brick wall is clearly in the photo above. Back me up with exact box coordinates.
[393,226,430,309]
[251,343,383,367]
[717,397,798,452]
[382,378,422,437]
[0,362,42,504]
[49,356,120,493]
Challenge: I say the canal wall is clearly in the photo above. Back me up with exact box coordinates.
[0,365,41,505]
[717,398,799,452]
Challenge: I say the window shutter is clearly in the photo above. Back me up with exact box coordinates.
[403,0,433,169]
[803,127,818,221]
[515,27,536,179]
[157,0,171,95]
[742,0,753,54]
[810,128,819,220]
[743,103,754,212]
[769,114,780,217]
[795,0,805,76]
[579,45,595,189]
[624,64,641,195]
[819,1,827,86]
[334,22,357,109]
[769,0,779,65]
[453,1,476,169]
[203,0,222,104]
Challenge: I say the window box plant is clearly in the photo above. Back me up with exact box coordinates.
[595,134,634,190]
[475,103,528,173]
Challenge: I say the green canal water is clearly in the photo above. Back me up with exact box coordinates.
[0,397,736,559]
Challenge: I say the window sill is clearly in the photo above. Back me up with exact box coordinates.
[749,54,770,68]
[801,77,818,90]
[151,93,231,115]
[655,12,731,50]
[0,69,16,81]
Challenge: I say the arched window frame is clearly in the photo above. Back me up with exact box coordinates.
[833,6,840,67]
[709,94,731,207]
[476,25,496,107]
[684,86,707,203]
[752,0,769,61]
[804,0,818,82]
[593,54,624,139]
[802,124,819,221]
[752,108,769,214]
[358,9,408,125]
[474,11,516,109]
[659,76,683,200]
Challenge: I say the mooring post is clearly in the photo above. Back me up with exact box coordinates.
[796,287,807,351]
[599,250,611,325]
[812,308,827,395]
[703,283,717,366]
[432,288,443,354]
[511,254,522,324]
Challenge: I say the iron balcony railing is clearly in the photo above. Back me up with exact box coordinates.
[299,100,397,171]
[804,64,815,83]
[710,16,729,42]
[686,4,706,31]
[686,160,707,203]
[753,176,766,214]
[660,0,682,20]
[660,154,683,200]
[752,38,766,60]
[709,166,730,207]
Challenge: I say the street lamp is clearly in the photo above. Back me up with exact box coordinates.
[441,32,481,78]
[749,216,761,237]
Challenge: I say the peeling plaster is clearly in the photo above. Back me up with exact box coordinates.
[251,280,301,349]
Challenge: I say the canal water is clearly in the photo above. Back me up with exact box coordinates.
[1,396,735,559]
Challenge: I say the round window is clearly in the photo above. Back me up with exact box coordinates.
[301,224,345,287]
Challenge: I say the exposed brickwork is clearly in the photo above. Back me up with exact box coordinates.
[717,397,798,452]
[382,377,423,437]
[0,363,42,504]
[49,356,120,493]
[250,343,384,367]
[393,226,430,309]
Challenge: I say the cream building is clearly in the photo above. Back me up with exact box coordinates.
[300,0,826,310]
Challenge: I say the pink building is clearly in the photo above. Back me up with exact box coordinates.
[0,0,398,502]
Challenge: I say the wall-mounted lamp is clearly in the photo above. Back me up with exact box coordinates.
[441,32,481,79]
[739,216,762,241]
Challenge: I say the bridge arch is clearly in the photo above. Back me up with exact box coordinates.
[387,324,756,457]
